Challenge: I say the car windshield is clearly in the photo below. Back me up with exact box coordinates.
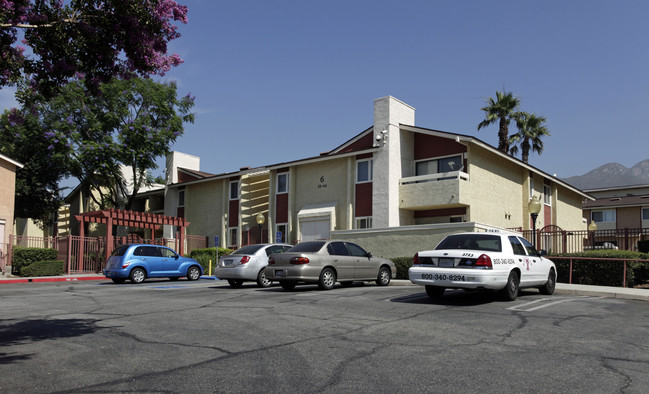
[435,234,502,252]
[233,245,265,255]
[287,241,326,253]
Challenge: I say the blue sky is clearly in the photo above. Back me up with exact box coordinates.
[4,0,648,181]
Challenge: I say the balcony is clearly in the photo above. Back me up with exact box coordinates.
[399,171,470,210]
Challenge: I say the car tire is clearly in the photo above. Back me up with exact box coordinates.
[227,279,244,288]
[375,266,391,286]
[502,271,520,301]
[111,278,126,284]
[187,266,201,281]
[256,269,272,288]
[539,268,556,295]
[280,280,297,290]
[318,268,336,290]
[130,268,146,284]
[425,285,445,298]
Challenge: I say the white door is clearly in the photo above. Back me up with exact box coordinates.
[300,217,330,241]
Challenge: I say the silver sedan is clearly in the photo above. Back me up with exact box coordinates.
[215,243,292,288]
[265,240,396,290]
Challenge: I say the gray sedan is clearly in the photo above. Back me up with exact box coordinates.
[265,240,396,290]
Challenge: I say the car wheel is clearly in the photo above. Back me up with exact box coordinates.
[376,266,391,286]
[130,268,146,284]
[539,268,556,295]
[502,271,520,301]
[111,278,126,284]
[256,269,272,288]
[227,279,244,288]
[340,281,353,287]
[425,285,445,298]
[318,268,336,290]
[187,266,201,281]
[280,280,297,290]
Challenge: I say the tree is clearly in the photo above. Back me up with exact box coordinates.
[0,76,195,221]
[0,0,188,97]
[508,112,550,164]
[477,91,521,153]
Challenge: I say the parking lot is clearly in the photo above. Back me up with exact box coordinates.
[1,279,648,393]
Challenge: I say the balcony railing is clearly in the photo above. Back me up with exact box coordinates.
[399,171,470,209]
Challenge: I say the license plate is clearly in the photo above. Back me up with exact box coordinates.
[439,258,454,267]
[223,259,234,267]
[275,270,285,277]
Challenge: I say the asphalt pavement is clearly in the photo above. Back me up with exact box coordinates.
[1,273,648,302]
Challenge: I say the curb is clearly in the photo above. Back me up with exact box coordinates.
[0,275,106,284]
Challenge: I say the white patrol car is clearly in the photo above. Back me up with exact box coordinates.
[409,232,556,301]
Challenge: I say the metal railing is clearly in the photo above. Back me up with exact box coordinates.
[550,256,649,288]
[521,228,649,254]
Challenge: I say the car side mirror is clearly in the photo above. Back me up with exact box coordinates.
[538,250,547,257]
[366,252,372,258]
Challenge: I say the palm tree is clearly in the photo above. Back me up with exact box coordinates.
[508,112,550,163]
[477,91,521,153]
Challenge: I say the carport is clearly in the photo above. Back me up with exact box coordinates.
[75,209,190,266]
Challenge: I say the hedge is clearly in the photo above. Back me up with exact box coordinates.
[20,260,65,277]
[554,250,649,288]
[389,257,413,280]
[12,247,58,276]
[189,247,232,273]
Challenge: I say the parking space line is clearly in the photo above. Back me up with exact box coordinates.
[507,296,597,312]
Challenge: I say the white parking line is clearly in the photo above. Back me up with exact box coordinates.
[507,296,598,311]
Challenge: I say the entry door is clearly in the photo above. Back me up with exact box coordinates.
[300,217,330,241]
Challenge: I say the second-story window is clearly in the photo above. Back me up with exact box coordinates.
[592,209,615,223]
[415,155,462,176]
[229,180,239,200]
[277,173,288,194]
[543,185,552,205]
[178,189,185,207]
[356,159,373,183]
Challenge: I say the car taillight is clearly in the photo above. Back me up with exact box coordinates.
[121,262,131,269]
[475,254,493,268]
[290,256,310,264]
[268,257,275,265]
[239,256,250,264]
[413,253,420,265]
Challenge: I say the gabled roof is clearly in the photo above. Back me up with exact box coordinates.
[583,195,649,209]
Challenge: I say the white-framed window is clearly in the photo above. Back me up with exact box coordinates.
[543,185,551,205]
[529,176,535,199]
[356,217,372,229]
[356,159,373,183]
[229,180,239,200]
[415,155,462,176]
[277,173,288,194]
[450,216,464,223]
[591,209,616,223]
[276,223,288,243]
[178,188,185,207]
[642,208,649,221]
[228,227,238,247]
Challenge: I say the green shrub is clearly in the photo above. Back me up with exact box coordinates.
[12,247,58,275]
[20,260,65,277]
[389,257,413,280]
[554,250,649,288]
[189,247,232,273]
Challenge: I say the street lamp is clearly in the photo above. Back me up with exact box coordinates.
[588,220,597,249]
[528,195,542,248]
[256,212,265,243]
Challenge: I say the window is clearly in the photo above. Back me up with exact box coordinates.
[529,176,535,198]
[346,242,368,257]
[643,208,649,221]
[356,159,373,183]
[276,224,288,243]
[356,217,372,229]
[591,210,616,223]
[160,247,178,258]
[508,236,527,255]
[178,189,185,207]
[277,173,288,194]
[229,181,239,200]
[228,227,238,247]
[543,185,551,205]
[415,155,462,176]
[327,242,350,256]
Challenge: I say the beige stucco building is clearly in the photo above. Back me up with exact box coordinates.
[1,153,23,273]
[162,96,592,258]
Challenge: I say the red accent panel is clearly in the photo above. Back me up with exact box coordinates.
[229,200,239,227]
[414,134,467,160]
[414,207,466,218]
[177,171,200,183]
[338,133,374,154]
[276,193,288,223]
[355,182,372,217]
[544,204,552,226]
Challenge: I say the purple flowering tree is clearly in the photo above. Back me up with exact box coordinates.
[0,76,195,223]
[1,0,188,96]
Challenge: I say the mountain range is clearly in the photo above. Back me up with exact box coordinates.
[561,159,649,190]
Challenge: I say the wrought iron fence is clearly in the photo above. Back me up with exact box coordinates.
[520,227,649,254]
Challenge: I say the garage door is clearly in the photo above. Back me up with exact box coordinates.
[300,217,330,241]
